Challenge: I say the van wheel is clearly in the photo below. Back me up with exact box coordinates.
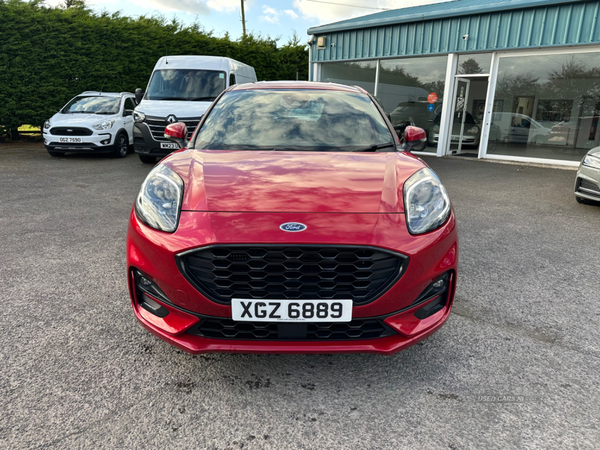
[114,133,128,158]
[48,151,65,157]
[139,155,157,164]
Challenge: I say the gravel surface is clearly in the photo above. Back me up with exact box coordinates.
[1,144,599,449]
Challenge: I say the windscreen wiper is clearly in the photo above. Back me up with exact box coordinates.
[190,96,217,101]
[351,143,396,152]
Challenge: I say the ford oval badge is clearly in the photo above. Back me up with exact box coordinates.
[280,222,307,232]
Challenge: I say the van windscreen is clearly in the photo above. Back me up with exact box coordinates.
[145,70,226,101]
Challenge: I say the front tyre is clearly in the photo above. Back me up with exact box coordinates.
[139,154,157,164]
[114,133,128,158]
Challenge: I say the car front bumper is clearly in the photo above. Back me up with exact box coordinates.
[43,130,116,153]
[126,209,459,355]
[575,164,600,202]
[133,123,174,158]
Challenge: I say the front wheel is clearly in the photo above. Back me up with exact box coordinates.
[139,154,156,164]
[114,133,128,158]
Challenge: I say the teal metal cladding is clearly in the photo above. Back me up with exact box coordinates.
[311,1,600,62]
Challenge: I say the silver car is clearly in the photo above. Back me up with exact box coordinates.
[575,146,600,205]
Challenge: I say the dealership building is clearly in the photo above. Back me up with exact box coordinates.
[307,0,600,166]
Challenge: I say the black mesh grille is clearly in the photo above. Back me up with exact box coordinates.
[579,178,600,193]
[145,116,199,141]
[50,127,93,136]
[177,245,406,305]
[188,318,395,340]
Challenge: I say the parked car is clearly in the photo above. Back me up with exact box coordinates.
[389,100,438,139]
[43,92,136,158]
[574,146,600,205]
[127,81,458,355]
[429,111,481,147]
[492,113,549,145]
[132,55,257,164]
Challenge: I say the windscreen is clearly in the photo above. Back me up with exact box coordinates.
[193,89,393,151]
[146,69,226,101]
[61,96,121,114]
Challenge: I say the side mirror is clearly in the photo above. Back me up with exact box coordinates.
[164,122,187,149]
[402,126,427,152]
[135,88,144,104]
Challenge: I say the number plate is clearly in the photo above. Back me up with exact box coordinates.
[160,142,179,149]
[231,299,352,322]
[59,137,82,143]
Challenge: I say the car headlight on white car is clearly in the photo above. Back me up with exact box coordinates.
[43,120,51,130]
[92,119,115,130]
[467,126,479,134]
[582,154,600,169]
[133,111,146,123]
[404,168,451,235]
[134,164,184,233]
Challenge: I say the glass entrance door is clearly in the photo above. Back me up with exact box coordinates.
[447,78,471,155]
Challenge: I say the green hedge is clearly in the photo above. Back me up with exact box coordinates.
[0,0,308,136]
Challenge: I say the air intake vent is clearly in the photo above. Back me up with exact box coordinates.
[177,245,407,305]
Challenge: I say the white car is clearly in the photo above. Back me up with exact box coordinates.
[43,92,136,158]
[575,146,600,205]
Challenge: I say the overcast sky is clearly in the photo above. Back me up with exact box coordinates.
[42,0,446,45]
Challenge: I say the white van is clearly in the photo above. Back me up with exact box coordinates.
[132,55,257,163]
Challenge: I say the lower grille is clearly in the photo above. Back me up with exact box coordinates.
[188,318,395,340]
[177,245,407,306]
[578,178,600,194]
[50,127,93,136]
[145,116,200,141]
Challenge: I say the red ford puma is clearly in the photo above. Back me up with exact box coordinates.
[127,81,458,355]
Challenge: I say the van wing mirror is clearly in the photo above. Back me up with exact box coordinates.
[135,88,144,104]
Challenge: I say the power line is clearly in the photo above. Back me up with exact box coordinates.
[306,0,390,10]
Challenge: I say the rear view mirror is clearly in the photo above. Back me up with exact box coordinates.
[402,126,427,152]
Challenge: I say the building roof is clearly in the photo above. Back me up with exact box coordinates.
[308,0,576,34]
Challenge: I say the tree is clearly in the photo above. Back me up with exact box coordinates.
[458,58,483,74]
[0,0,308,138]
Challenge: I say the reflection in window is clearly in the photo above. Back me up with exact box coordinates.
[378,56,448,153]
[488,52,600,161]
[320,61,377,94]
[193,89,393,151]
[457,53,492,74]
[62,96,121,114]
[146,69,226,101]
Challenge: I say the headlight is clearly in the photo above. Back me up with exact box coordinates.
[133,111,146,123]
[92,119,115,130]
[467,126,479,134]
[404,168,451,235]
[433,125,440,133]
[134,164,184,233]
[582,154,600,169]
[43,120,51,130]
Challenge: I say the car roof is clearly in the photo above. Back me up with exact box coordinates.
[79,92,134,98]
[230,81,367,94]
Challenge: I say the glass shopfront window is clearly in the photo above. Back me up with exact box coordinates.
[378,56,448,153]
[487,51,600,161]
[320,61,377,94]
[457,53,492,74]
